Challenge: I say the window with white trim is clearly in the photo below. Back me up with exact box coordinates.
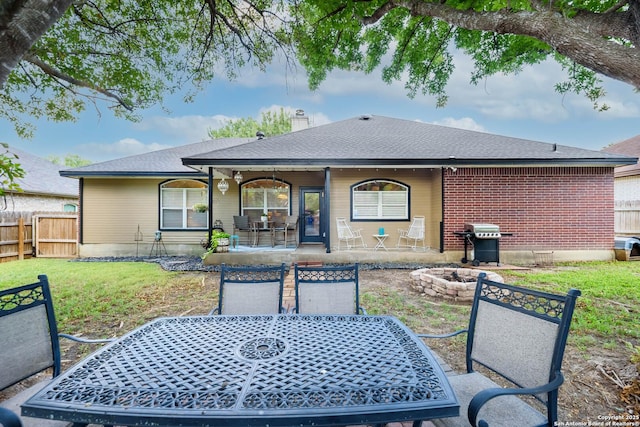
[352,180,409,220]
[160,180,208,229]
[241,179,290,220]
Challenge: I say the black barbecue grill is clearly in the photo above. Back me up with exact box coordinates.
[455,223,504,266]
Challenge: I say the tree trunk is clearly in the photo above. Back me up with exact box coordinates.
[0,0,73,88]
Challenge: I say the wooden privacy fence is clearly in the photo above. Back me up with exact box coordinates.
[0,216,33,262]
[0,213,78,262]
[615,200,640,235]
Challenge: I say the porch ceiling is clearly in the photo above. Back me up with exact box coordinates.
[190,158,623,179]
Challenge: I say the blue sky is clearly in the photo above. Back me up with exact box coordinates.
[2,53,639,163]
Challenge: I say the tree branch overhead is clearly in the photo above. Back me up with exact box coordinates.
[1,0,640,147]
[359,0,640,89]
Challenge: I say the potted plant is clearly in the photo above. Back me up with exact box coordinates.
[260,211,269,222]
[192,203,208,213]
[202,230,231,258]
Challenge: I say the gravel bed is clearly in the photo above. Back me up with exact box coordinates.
[71,256,460,272]
[71,256,218,271]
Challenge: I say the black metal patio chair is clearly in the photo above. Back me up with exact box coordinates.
[0,275,114,425]
[232,215,254,246]
[272,215,299,248]
[210,263,287,315]
[0,407,21,427]
[417,272,581,427]
[293,263,366,314]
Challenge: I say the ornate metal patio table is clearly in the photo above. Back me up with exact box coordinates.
[22,315,459,427]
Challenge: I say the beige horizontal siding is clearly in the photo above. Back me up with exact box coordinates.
[330,169,441,249]
[83,179,157,244]
[82,178,206,246]
[82,170,442,250]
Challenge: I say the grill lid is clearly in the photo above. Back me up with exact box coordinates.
[465,223,501,238]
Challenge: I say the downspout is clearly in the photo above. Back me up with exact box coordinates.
[440,169,445,253]
[325,167,331,253]
[207,167,213,247]
[79,178,84,245]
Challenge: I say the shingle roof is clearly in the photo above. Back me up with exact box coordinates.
[602,135,640,177]
[5,146,77,197]
[60,138,252,177]
[61,116,637,178]
[183,115,636,169]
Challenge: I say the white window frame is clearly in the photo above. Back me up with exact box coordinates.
[351,179,409,220]
[241,179,290,219]
[160,179,208,230]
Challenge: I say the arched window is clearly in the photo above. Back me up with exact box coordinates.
[351,179,409,220]
[241,178,290,220]
[160,179,208,229]
[63,203,78,212]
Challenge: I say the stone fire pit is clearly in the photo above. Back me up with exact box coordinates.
[409,267,504,302]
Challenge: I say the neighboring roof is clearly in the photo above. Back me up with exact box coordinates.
[602,135,640,177]
[182,115,637,171]
[60,138,252,178]
[60,115,638,179]
[4,146,77,197]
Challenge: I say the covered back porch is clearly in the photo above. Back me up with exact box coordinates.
[197,166,444,258]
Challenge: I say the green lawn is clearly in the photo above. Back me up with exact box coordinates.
[1,258,638,354]
[0,258,218,337]
[502,262,640,351]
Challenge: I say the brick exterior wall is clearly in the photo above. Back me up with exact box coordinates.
[443,167,615,251]
[2,193,78,212]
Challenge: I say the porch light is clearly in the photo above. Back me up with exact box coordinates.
[233,171,243,185]
[217,178,229,195]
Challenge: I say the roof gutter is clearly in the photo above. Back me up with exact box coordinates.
[181,157,638,169]
[59,171,208,179]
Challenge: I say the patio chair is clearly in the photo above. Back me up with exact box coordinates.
[0,408,21,427]
[272,215,299,248]
[210,263,287,315]
[335,217,367,250]
[397,215,426,250]
[293,263,366,315]
[417,273,581,427]
[0,275,114,424]
[232,215,254,246]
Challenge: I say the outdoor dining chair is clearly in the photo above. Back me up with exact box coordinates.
[0,275,114,424]
[293,263,366,315]
[335,217,367,250]
[417,273,581,427]
[210,263,287,315]
[272,215,299,248]
[397,215,426,250]
[232,215,254,246]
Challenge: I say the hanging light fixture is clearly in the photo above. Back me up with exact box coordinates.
[233,171,243,185]
[217,178,229,195]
